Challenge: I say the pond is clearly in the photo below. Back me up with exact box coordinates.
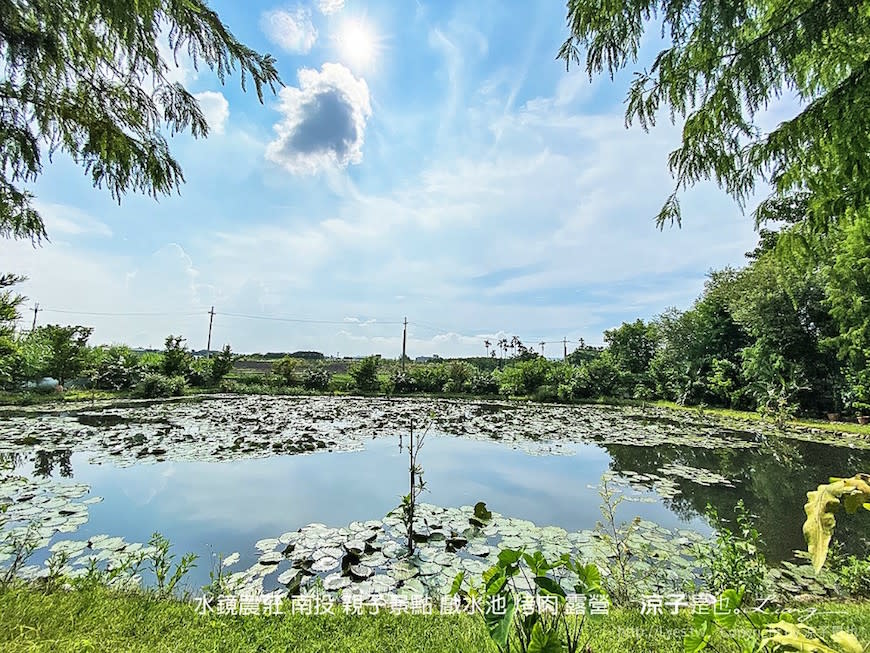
[2,396,869,597]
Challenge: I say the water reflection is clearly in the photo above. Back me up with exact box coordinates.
[9,428,870,587]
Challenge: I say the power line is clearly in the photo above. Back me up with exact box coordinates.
[40,308,201,317]
[217,311,404,326]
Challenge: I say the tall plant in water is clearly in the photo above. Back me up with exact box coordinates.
[401,418,431,555]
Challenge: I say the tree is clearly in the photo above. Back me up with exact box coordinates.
[559,0,870,233]
[824,216,870,409]
[1,0,281,243]
[349,355,380,392]
[36,324,93,385]
[211,344,234,382]
[603,319,659,375]
[0,274,25,388]
[726,252,841,412]
[162,334,191,378]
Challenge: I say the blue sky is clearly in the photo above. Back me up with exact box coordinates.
[6,0,773,357]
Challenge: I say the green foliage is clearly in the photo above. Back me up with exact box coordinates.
[0,273,24,338]
[390,369,416,393]
[593,475,671,606]
[699,500,770,599]
[578,351,627,399]
[137,351,164,374]
[161,335,192,378]
[210,345,234,383]
[495,357,554,396]
[803,474,870,572]
[349,356,380,392]
[831,552,870,598]
[469,371,500,395]
[146,532,197,597]
[0,0,280,243]
[301,366,330,391]
[272,356,301,386]
[684,588,867,653]
[91,345,141,390]
[33,324,93,385]
[451,547,605,653]
[559,0,870,236]
[133,373,186,399]
[410,363,450,392]
[186,357,213,388]
[604,319,659,375]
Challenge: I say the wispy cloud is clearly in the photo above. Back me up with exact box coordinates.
[260,7,318,54]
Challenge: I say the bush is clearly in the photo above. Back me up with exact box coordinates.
[92,346,141,390]
[348,356,380,392]
[495,357,553,396]
[272,356,301,386]
[161,335,192,378]
[137,351,164,374]
[410,363,449,393]
[580,351,628,398]
[389,369,416,393]
[530,384,559,402]
[186,358,213,388]
[468,371,499,395]
[301,367,330,391]
[836,554,870,597]
[698,500,770,599]
[210,345,234,382]
[133,373,186,398]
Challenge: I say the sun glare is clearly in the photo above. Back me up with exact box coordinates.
[334,18,381,71]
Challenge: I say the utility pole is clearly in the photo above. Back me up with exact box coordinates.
[401,317,408,371]
[206,306,215,357]
[563,337,567,360]
[31,303,39,331]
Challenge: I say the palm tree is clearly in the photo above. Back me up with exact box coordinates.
[484,339,491,357]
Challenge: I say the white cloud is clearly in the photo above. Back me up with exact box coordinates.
[265,63,372,174]
[260,8,318,54]
[194,91,229,135]
[35,202,112,238]
[317,0,344,15]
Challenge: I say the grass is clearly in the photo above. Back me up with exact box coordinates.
[654,400,870,437]
[2,585,869,652]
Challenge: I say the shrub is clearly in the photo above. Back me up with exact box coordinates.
[698,500,770,599]
[468,371,499,395]
[348,356,380,392]
[210,345,234,382]
[410,363,449,393]
[835,554,870,597]
[389,369,416,393]
[92,346,141,390]
[495,357,553,396]
[531,384,559,402]
[272,356,301,386]
[301,367,330,391]
[161,335,192,378]
[133,373,186,398]
[186,358,213,387]
[137,351,164,374]
[580,351,628,398]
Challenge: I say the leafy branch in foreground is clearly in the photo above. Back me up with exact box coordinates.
[684,587,867,653]
[803,473,870,572]
[0,0,282,243]
[451,547,606,653]
[558,0,870,234]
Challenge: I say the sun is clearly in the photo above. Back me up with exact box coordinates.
[334,17,381,72]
